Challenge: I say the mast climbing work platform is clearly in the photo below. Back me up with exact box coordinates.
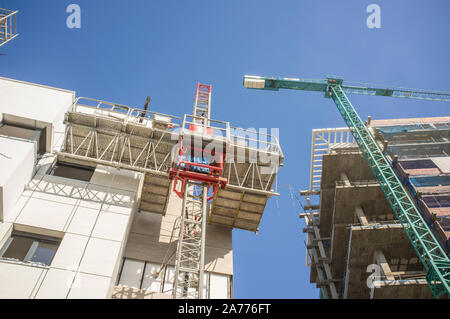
[170,83,220,298]
[172,182,208,298]
[243,75,450,299]
[58,81,283,298]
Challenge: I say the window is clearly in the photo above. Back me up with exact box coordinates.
[0,232,60,266]
[116,258,232,298]
[50,162,95,182]
[410,175,450,188]
[399,159,438,170]
[118,259,144,289]
[422,195,450,208]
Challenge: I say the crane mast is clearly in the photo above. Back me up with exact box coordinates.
[171,84,212,299]
[243,75,450,299]
[170,83,227,299]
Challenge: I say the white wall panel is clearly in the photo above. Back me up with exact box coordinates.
[0,262,46,298]
[78,238,121,277]
[16,197,74,231]
[35,268,76,299]
[50,233,88,271]
[67,272,111,299]
[0,137,35,222]
[92,212,129,242]
[67,206,99,236]
[0,77,74,134]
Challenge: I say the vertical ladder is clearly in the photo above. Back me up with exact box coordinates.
[193,83,212,122]
[172,182,207,298]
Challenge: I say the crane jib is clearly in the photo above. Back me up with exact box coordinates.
[243,75,450,102]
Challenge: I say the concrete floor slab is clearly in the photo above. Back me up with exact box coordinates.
[371,279,433,299]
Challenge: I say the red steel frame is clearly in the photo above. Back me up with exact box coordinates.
[194,83,212,117]
[169,136,227,200]
[169,83,227,200]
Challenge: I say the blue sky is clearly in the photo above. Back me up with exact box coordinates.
[1,0,450,298]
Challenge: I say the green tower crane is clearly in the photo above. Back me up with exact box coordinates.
[243,75,450,299]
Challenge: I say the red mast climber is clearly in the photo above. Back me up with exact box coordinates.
[169,83,227,200]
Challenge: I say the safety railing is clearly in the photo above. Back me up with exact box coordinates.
[230,126,283,157]
[73,97,182,130]
[309,127,353,193]
[182,114,230,141]
[128,108,182,129]
[181,116,283,158]
[74,97,131,115]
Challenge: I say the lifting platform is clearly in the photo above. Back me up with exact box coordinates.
[58,81,284,298]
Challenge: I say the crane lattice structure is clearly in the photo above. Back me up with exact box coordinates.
[243,75,450,299]
[170,83,224,299]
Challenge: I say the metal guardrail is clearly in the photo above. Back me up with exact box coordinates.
[309,128,353,193]
[71,97,283,165]
[73,97,183,129]
[230,126,282,156]
[181,115,283,157]
[74,97,130,114]
[182,114,230,141]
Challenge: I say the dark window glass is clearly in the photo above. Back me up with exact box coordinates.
[410,175,450,187]
[29,241,59,265]
[399,159,437,170]
[422,196,450,208]
[0,232,60,266]
[2,236,34,261]
[51,162,95,182]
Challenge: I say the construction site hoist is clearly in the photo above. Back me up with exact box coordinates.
[243,75,450,299]
[168,83,227,299]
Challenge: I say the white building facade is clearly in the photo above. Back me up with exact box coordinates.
[0,77,233,299]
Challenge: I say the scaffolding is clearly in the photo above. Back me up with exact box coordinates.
[308,128,353,195]
[0,8,18,47]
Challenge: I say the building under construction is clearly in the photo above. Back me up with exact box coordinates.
[243,75,450,299]
[300,117,450,299]
[2,5,450,301]
[0,76,283,299]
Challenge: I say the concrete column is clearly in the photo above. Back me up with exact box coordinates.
[374,250,395,281]
[355,206,369,226]
[340,172,351,187]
